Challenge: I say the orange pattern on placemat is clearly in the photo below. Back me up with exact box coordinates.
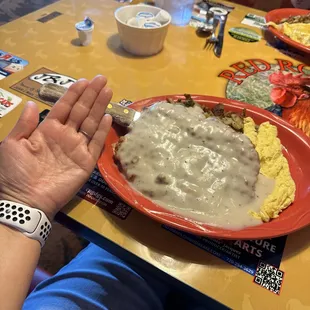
[284,98,310,136]
[269,72,310,136]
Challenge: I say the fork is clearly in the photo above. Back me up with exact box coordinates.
[204,30,218,49]
[204,16,218,49]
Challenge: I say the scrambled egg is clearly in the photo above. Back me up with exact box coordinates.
[283,23,310,46]
[244,117,257,145]
[268,22,310,46]
[243,117,296,222]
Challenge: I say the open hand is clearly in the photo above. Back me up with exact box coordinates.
[0,76,112,220]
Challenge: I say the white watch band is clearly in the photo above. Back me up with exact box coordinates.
[0,200,52,247]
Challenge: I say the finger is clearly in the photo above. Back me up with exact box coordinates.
[66,75,107,130]
[78,87,113,141]
[88,114,112,160]
[46,79,89,124]
[8,101,39,140]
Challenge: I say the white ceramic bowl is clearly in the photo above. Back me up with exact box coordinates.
[114,5,171,56]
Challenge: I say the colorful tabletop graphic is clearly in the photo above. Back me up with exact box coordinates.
[163,225,286,278]
[11,67,76,106]
[219,58,310,136]
[0,50,29,80]
[0,88,22,117]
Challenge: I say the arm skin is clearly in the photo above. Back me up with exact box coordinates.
[0,224,40,310]
[0,75,112,310]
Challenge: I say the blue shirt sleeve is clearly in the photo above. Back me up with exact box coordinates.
[23,243,164,310]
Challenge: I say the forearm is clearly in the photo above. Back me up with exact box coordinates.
[0,75,111,309]
[0,224,41,310]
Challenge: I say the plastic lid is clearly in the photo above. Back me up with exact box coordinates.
[137,11,155,19]
[76,16,94,31]
[143,21,161,28]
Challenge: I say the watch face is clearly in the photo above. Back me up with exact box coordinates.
[39,109,50,124]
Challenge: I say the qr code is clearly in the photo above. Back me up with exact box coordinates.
[254,262,284,295]
[112,203,132,219]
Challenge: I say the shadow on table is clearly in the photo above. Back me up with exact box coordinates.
[263,30,310,66]
[63,198,310,268]
[71,38,82,47]
[102,208,233,269]
[106,34,172,73]
[282,226,310,261]
[106,34,152,59]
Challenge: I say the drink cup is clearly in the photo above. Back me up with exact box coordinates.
[155,0,195,26]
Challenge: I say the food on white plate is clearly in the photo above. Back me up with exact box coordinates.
[114,96,296,229]
[267,12,310,46]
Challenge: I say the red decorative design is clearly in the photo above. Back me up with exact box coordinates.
[269,71,310,135]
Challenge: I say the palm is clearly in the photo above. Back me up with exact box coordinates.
[37,119,95,175]
[0,76,112,219]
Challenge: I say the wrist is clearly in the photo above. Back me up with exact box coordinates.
[0,192,55,221]
[0,221,41,249]
[0,200,52,247]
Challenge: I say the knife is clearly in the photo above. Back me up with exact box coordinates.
[38,83,141,127]
[213,12,228,58]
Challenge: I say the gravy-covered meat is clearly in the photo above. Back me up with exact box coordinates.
[115,102,274,229]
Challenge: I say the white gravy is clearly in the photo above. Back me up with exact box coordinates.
[116,102,275,229]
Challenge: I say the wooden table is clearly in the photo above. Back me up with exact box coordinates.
[1,1,310,308]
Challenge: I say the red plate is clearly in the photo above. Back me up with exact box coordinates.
[98,95,310,239]
[265,8,310,54]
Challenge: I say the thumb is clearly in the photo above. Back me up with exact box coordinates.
[8,101,39,140]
